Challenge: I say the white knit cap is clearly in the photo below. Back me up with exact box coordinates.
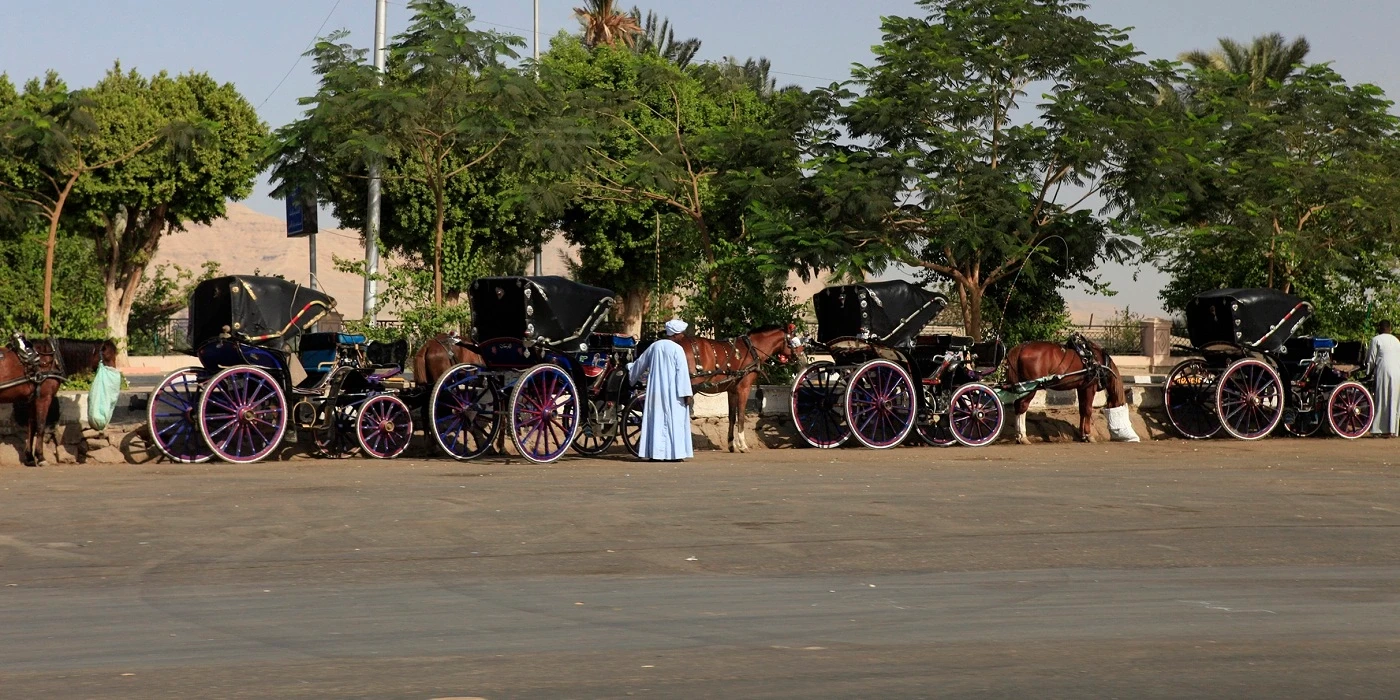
[664,318,688,336]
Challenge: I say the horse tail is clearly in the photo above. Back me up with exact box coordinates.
[411,337,434,385]
[1102,349,1128,408]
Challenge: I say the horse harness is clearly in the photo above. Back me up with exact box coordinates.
[0,333,66,391]
[1065,332,1113,390]
[688,334,782,395]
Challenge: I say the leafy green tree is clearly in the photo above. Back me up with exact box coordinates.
[0,74,166,333]
[1151,63,1400,339]
[268,0,546,306]
[833,0,1184,338]
[1181,33,1310,91]
[77,67,264,360]
[540,37,814,335]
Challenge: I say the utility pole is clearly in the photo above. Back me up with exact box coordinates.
[532,0,543,277]
[364,0,388,320]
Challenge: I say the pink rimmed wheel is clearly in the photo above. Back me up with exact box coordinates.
[356,394,413,459]
[844,359,917,449]
[509,364,581,464]
[1164,359,1223,439]
[429,364,500,461]
[947,383,1004,447]
[148,367,213,464]
[1215,358,1284,440]
[197,366,288,464]
[791,361,851,448]
[1327,381,1374,439]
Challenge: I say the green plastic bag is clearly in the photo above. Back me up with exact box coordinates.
[88,363,123,431]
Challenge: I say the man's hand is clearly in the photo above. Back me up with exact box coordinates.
[683,396,694,408]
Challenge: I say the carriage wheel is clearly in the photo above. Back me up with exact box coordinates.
[1327,381,1374,439]
[313,400,359,458]
[844,359,917,449]
[915,387,957,447]
[572,398,618,456]
[429,364,500,461]
[356,394,413,459]
[621,393,645,458]
[510,364,581,464]
[198,366,288,464]
[147,368,213,464]
[791,361,850,448]
[1215,358,1284,440]
[948,383,1004,447]
[1164,359,1223,439]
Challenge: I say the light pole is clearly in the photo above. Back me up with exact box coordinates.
[364,0,388,320]
[532,0,543,277]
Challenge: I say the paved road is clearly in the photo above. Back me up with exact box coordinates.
[2,441,1398,698]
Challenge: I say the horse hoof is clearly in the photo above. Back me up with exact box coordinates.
[1015,436,1032,446]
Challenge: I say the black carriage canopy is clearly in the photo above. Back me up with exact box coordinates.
[813,281,950,347]
[1185,288,1313,353]
[187,275,335,351]
[470,276,615,347]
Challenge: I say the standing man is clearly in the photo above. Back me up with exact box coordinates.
[628,319,694,460]
[1368,320,1400,437]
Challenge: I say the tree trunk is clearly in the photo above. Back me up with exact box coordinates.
[103,285,133,367]
[433,188,445,306]
[41,174,79,332]
[620,287,649,337]
[965,284,985,339]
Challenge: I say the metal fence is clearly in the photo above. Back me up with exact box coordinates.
[129,318,190,356]
[1068,323,1143,355]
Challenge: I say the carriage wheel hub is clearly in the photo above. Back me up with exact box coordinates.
[380,419,396,432]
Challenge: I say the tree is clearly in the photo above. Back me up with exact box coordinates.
[0,75,165,333]
[76,67,264,361]
[1150,63,1400,338]
[540,38,815,335]
[629,8,701,67]
[1181,33,1310,92]
[575,0,641,49]
[268,0,545,306]
[836,0,1183,337]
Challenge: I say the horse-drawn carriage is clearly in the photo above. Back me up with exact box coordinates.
[791,281,1005,449]
[147,275,414,463]
[426,276,637,463]
[1164,288,1374,440]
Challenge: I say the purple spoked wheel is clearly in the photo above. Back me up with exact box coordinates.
[948,383,1004,447]
[791,361,850,448]
[916,389,957,447]
[509,364,581,464]
[356,394,413,459]
[1327,381,1374,439]
[844,359,917,449]
[572,398,618,456]
[1164,359,1222,439]
[198,366,288,463]
[621,393,645,458]
[1215,358,1284,440]
[148,368,213,464]
[429,364,500,461]
[313,401,359,458]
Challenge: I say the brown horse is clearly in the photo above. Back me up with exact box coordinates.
[6,337,119,466]
[1004,337,1126,443]
[681,325,805,452]
[412,332,484,387]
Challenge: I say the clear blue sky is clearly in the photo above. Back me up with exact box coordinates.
[5,0,1399,316]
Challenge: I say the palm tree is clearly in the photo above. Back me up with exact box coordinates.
[1182,33,1311,91]
[629,8,701,67]
[574,0,642,49]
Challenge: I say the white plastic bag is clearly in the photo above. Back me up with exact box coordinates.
[1105,404,1140,442]
[87,363,123,430]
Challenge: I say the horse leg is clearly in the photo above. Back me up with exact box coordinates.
[1078,384,1096,443]
[1013,393,1034,445]
[31,393,52,466]
[726,389,740,453]
[733,378,755,453]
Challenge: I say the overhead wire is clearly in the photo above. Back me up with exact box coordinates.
[256,0,346,111]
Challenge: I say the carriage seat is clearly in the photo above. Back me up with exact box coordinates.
[297,332,367,384]
[914,334,973,353]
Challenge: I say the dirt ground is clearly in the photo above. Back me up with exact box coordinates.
[2,439,1399,698]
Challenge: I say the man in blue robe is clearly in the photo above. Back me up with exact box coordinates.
[628,319,694,460]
